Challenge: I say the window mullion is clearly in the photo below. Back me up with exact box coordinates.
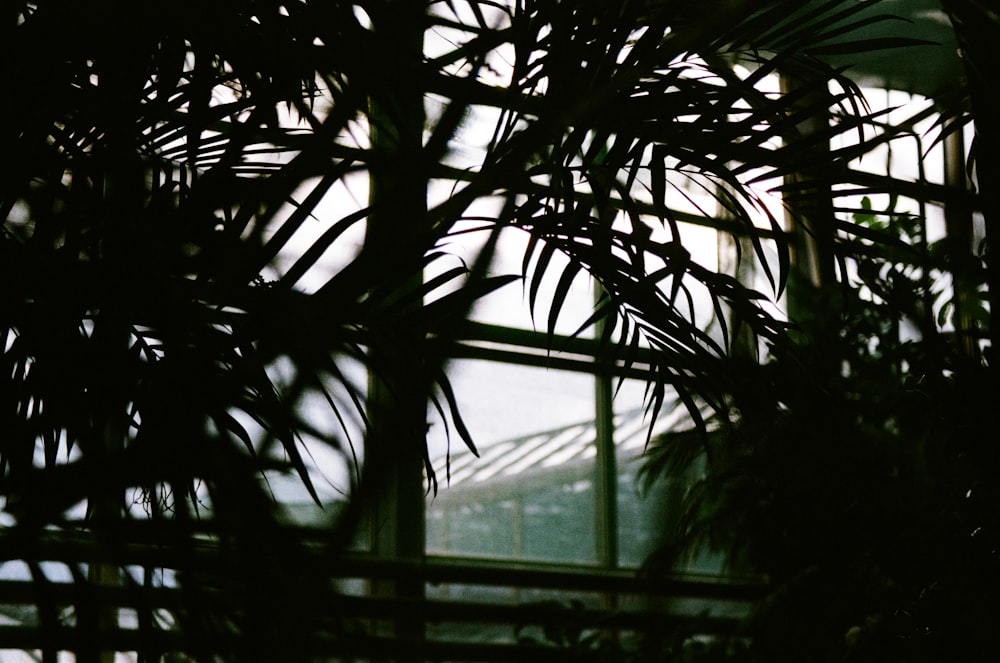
[594,369,617,571]
[594,276,617,576]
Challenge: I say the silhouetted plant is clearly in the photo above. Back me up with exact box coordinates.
[643,64,997,663]
[1,0,946,659]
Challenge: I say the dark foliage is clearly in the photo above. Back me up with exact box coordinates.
[642,3,1000,655]
[2,0,981,660]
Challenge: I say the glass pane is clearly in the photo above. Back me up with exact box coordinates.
[613,379,724,574]
[427,360,598,564]
[427,224,598,336]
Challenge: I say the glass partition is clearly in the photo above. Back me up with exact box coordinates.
[426,360,598,564]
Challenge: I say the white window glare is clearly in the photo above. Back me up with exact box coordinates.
[429,104,503,171]
[34,561,73,583]
[271,178,368,294]
[0,560,31,581]
[352,4,372,30]
[427,361,595,460]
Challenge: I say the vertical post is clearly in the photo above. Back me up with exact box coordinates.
[779,73,836,351]
[363,1,429,658]
[593,283,618,624]
[594,370,618,570]
[589,143,619,577]
[717,215,759,361]
[588,140,620,621]
[942,0,1000,358]
[943,127,978,357]
[86,28,148,662]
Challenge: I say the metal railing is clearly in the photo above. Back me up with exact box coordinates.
[0,526,763,661]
